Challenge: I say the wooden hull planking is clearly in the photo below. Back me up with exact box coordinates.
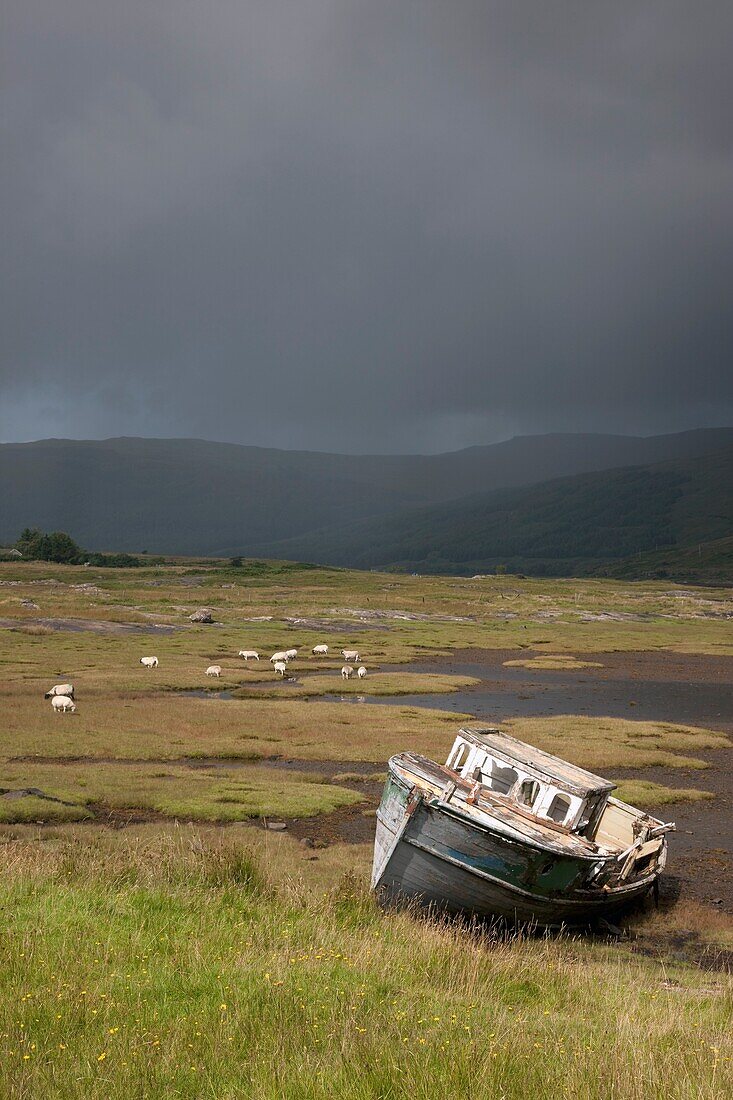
[372,766,658,926]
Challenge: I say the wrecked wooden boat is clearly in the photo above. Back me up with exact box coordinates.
[372,727,674,926]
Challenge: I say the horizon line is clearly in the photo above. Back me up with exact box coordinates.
[2,425,733,460]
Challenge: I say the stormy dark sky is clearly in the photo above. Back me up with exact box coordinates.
[3,2,732,453]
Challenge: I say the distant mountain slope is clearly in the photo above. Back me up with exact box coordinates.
[254,446,733,577]
[599,535,733,584]
[1,429,731,556]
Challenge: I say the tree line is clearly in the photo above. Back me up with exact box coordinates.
[11,528,142,567]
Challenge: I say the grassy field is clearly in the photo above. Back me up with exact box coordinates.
[0,828,730,1100]
[609,779,714,808]
[1,558,732,1097]
[503,715,729,772]
[0,761,364,823]
[2,558,733,658]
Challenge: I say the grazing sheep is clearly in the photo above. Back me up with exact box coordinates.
[341,665,354,680]
[341,649,360,662]
[312,644,329,655]
[238,650,259,660]
[140,656,159,669]
[270,651,289,664]
[51,695,76,714]
[44,683,74,699]
[284,648,298,660]
[273,660,288,677]
[357,666,367,679]
[206,665,222,677]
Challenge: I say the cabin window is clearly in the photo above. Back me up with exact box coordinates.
[579,793,609,836]
[575,800,592,833]
[517,779,540,809]
[451,743,470,771]
[546,793,571,825]
[485,762,518,795]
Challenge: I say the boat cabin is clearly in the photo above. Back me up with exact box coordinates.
[445,727,615,839]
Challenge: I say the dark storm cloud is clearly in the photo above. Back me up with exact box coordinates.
[2,1,732,452]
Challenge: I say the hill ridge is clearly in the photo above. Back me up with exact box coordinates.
[6,425,733,460]
[251,444,733,579]
[1,428,732,564]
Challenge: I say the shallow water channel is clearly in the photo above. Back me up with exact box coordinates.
[319,654,733,730]
[177,649,733,730]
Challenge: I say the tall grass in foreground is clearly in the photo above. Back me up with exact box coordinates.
[0,830,730,1100]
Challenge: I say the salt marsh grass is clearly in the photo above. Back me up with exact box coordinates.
[612,779,714,807]
[0,762,363,823]
[505,715,729,772]
[3,559,733,658]
[503,654,604,670]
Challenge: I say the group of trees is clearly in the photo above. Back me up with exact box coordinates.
[12,528,141,567]
[8,532,263,570]
[15,527,84,564]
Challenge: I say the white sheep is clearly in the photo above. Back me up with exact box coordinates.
[341,665,354,680]
[312,644,329,655]
[357,666,367,679]
[284,648,298,660]
[206,665,222,677]
[341,649,360,662]
[238,650,259,660]
[140,656,159,669]
[273,660,288,677]
[44,683,74,699]
[270,651,289,664]
[51,695,76,714]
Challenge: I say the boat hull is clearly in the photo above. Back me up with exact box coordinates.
[373,769,656,927]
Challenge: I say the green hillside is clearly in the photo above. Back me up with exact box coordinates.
[599,534,733,583]
[1,429,732,556]
[255,446,733,579]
